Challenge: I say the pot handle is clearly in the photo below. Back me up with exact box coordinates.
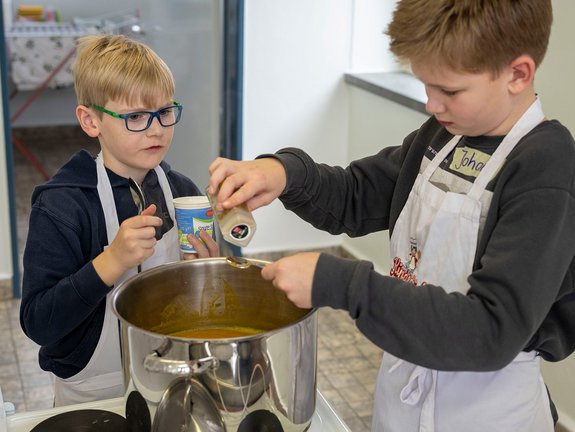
[144,352,219,376]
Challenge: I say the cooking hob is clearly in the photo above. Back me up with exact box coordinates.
[0,389,350,432]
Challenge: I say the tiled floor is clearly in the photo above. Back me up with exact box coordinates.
[0,126,382,430]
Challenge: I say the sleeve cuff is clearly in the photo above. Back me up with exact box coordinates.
[69,262,111,306]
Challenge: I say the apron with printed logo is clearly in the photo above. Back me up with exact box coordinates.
[372,99,555,431]
[53,153,180,406]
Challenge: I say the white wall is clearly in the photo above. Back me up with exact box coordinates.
[344,87,428,273]
[350,0,397,73]
[537,1,575,133]
[241,0,354,254]
[241,0,401,254]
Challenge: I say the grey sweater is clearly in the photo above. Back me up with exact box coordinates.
[272,116,575,372]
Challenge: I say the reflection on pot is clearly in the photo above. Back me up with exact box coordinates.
[152,377,226,432]
[189,338,272,411]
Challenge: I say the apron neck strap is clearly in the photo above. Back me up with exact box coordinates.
[422,135,461,180]
[153,164,176,223]
[468,98,544,199]
[96,152,120,243]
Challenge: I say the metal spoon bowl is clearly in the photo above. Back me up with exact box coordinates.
[225,256,266,270]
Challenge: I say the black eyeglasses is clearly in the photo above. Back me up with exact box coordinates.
[91,102,183,132]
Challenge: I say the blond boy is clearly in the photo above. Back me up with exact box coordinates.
[21,35,218,406]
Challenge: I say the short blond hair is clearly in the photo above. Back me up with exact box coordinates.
[386,0,552,75]
[72,34,175,111]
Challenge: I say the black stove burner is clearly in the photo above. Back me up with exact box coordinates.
[125,391,151,432]
[237,410,284,432]
[30,409,129,432]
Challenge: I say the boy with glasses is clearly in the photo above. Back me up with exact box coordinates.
[20,34,218,406]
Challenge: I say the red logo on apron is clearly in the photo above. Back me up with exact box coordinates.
[390,257,418,285]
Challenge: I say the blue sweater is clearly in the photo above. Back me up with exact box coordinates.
[20,150,201,378]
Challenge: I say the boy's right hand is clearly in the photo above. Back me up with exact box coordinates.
[207,157,287,212]
[93,204,163,286]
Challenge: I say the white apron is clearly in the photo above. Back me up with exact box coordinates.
[53,153,181,406]
[373,99,554,432]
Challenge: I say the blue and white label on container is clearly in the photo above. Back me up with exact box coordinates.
[174,205,214,253]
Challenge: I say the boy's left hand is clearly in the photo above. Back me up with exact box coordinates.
[261,252,320,309]
[183,230,220,259]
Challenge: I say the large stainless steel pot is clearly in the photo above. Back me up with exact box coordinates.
[112,258,317,431]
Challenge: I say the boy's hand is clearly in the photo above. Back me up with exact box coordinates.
[183,230,220,260]
[93,204,163,286]
[207,157,287,212]
[111,204,162,267]
[261,252,320,309]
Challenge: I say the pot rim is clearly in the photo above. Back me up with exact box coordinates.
[110,257,317,342]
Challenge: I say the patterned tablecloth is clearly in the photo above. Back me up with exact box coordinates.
[5,22,94,91]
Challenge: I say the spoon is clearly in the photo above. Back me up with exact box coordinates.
[225,256,266,269]
[129,178,146,274]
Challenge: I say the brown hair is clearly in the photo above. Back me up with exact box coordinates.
[72,34,175,112]
[386,0,553,75]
